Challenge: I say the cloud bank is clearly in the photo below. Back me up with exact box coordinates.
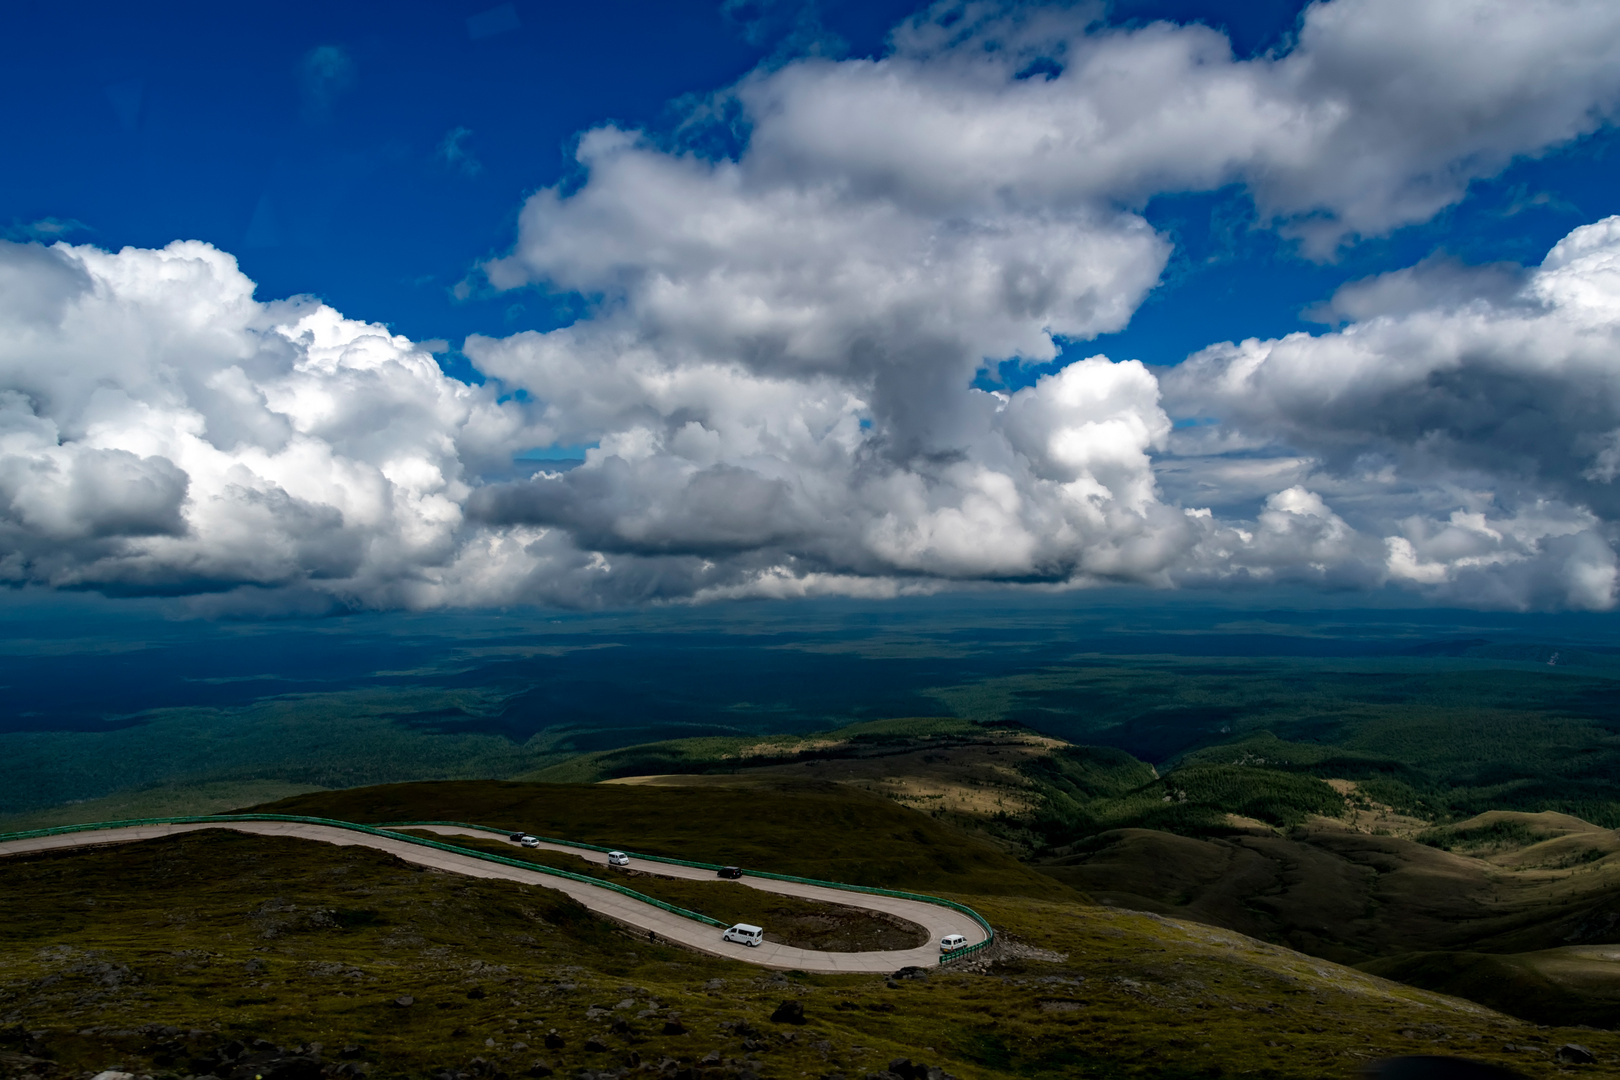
[6,0,1620,611]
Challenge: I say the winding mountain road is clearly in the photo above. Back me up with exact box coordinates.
[0,819,989,973]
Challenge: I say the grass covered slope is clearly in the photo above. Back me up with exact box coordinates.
[1037,812,1620,964]
[1358,946,1620,1030]
[4,827,1617,1079]
[246,779,1071,899]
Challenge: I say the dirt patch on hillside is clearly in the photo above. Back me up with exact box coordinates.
[1326,778,1432,838]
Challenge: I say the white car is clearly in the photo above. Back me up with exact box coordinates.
[518,835,541,848]
[607,851,629,866]
[722,923,764,947]
[940,934,968,952]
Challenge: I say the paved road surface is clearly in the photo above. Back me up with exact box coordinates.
[0,821,987,973]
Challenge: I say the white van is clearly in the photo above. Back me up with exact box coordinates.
[607,851,629,866]
[519,835,541,848]
[940,934,967,952]
[723,924,765,947]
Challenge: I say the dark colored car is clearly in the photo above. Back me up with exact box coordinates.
[717,866,743,879]
[508,832,525,841]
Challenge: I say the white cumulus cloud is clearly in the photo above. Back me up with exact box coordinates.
[0,239,539,608]
[7,1,1620,610]
[1165,216,1620,610]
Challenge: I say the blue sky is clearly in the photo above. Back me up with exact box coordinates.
[4,1,913,365]
[5,0,1620,614]
[7,0,1614,375]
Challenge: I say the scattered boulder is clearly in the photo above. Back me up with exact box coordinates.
[583,1037,608,1053]
[700,1051,722,1065]
[90,1073,134,1080]
[393,996,416,1008]
[1557,1044,1596,1065]
[544,1032,565,1050]
[662,1020,688,1036]
[525,1063,554,1078]
[467,987,487,1000]
[891,968,927,981]
[769,1001,806,1026]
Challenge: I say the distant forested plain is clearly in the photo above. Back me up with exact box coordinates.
[4,589,1620,827]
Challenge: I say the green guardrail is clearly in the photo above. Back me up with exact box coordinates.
[381,820,995,963]
[0,814,726,930]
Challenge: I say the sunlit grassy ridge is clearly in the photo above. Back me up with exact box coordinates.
[522,717,986,785]
[1360,945,1620,1029]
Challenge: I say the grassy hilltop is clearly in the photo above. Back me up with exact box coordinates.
[3,780,1615,1080]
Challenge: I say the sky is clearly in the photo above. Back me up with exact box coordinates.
[5,0,1620,615]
